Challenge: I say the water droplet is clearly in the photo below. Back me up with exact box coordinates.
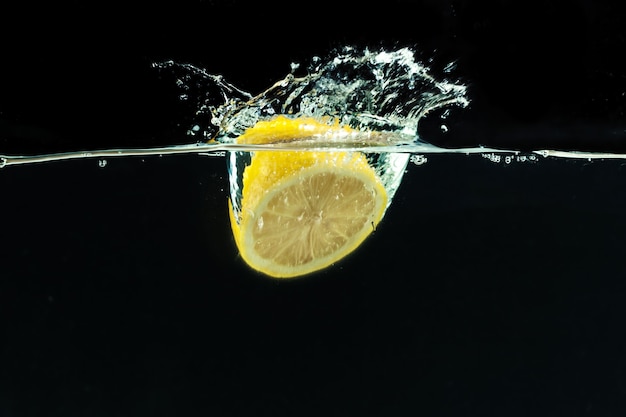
[443,61,457,73]
[98,159,107,168]
[440,124,449,133]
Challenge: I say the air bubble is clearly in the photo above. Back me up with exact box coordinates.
[410,155,428,166]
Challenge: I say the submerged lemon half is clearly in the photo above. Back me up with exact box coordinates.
[229,116,388,278]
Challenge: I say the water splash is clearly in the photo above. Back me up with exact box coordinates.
[155,46,469,146]
[2,46,626,167]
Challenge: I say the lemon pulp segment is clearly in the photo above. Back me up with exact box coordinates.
[229,116,388,278]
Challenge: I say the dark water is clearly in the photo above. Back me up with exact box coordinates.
[3,153,626,416]
[1,1,626,416]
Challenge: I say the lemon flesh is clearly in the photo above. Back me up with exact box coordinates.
[229,116,388,278]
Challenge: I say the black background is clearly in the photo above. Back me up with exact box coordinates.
[1,0,624,152]
[1,1,626,416]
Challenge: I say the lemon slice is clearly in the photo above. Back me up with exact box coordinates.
[229,116,388,278]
